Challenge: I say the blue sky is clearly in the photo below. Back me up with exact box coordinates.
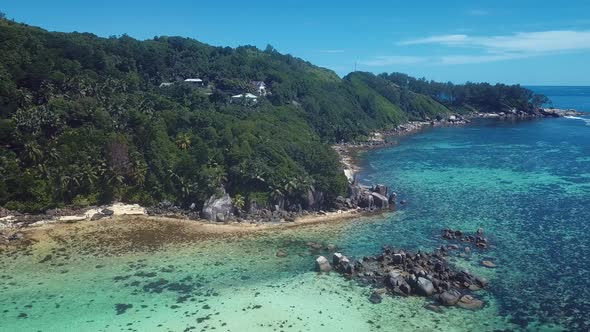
[3,0,590,85]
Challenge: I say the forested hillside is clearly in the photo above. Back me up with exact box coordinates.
[378,72,550,114]
[0,17,546,213]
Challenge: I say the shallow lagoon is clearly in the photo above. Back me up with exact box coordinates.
[3,116,590,331]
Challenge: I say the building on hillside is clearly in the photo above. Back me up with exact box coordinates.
[159,82,174,87]
[250,81,267,96]
[184,78,204,86]
[231,93,258,104]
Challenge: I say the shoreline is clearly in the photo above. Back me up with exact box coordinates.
[2,207,389,247]
[2,109,584,243]
[1,192,392,245]
[334,116,473,182]
[333,108,587,182]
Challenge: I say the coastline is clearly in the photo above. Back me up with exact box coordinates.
[334,117,473,182]
[2,109,584,244]
[334,108,587,182]
[3,207,389,248]
[1,194,391,246]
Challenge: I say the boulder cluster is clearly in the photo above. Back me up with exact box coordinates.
[441,228,489,249]
[315,245,488,311]
[336,182,397,211]
[148,182,397,224]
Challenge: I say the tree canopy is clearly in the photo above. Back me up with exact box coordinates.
[0,17,546,212]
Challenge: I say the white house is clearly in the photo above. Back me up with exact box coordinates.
[251,81,267,96]
[159,82,174,87]
[231,93,258,99]
[231,93,258,104]
[184,78,204,86]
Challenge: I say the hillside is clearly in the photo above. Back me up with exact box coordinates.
[0,18,544,213]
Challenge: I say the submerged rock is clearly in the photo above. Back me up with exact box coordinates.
[369,291,383,304]
[424,303,443,313]
[481,260,497,268]
[115,303,133,315]
[441,228,490,249]
[457,294,484,310]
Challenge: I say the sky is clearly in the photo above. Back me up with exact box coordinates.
[3,0,590,85]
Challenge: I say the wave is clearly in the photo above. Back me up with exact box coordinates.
[564,115,590,126]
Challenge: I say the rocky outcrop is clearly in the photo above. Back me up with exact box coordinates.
[348,183,395,211]
[539,108,584,117]
[477,107,584,119]
[318,245,488,310]
[202,191,234,222]
[441,228,489,248]
[372,184,388,196]
[416,277,435,296]
[371,192,389,209]
[315,256,332,272]
[305,189,326,211]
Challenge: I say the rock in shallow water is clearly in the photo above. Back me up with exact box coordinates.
[457,295,484,310]
[317,245,488,309]
[416,277,435,296]
[424,303,443,313]
[481,260,497,268]
[369,291,383,304]
[315,256,331,272]
[438,289,462,306]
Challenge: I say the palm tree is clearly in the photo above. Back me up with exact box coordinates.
[233,194,245,212]
[283,179,297,197]
[296,174,315,193]
[22,142,42,164]
[129,154,147,187]
[270,186,284,203]
[175,133,191,150]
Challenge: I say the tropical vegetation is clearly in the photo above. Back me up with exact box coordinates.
[0,15,548,212]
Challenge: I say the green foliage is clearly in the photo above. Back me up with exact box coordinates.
[233,194,245,212]
[0,16,535,213]
[378,72,547,113]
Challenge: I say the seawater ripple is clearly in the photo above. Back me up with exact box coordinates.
[357,117,590,331]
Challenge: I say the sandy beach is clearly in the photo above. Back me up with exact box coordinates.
[2,207,390,250]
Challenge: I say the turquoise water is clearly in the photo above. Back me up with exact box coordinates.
[358,115,590,331]
[2,87,590,331]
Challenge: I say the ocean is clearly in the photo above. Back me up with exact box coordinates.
[2,87,590,331]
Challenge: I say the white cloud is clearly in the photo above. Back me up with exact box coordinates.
[359,55,426,66]
[400,34,468,46]
[400,30,590,53]
[439,53,530,65]
[365,30,590,66]
[361,52,540,67]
